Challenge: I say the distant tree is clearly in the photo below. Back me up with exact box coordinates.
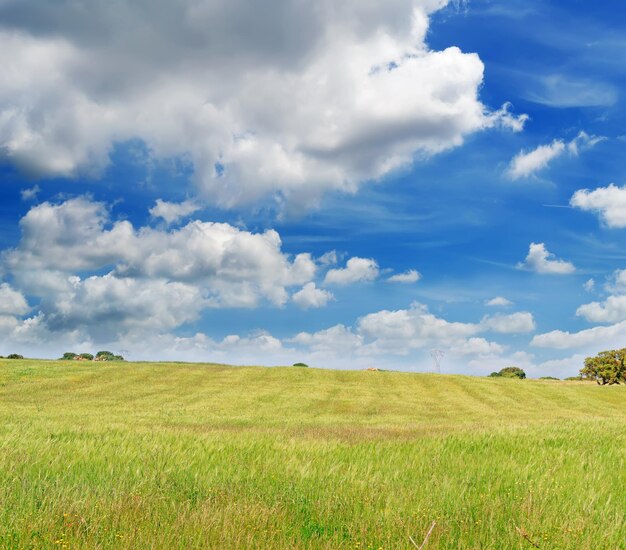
[580,349,626,385]
[292,362,309,368]
[79,353,94,361]
[95,351,124,361]
[539,376,560,380]
[60,352,77,360]
[565,376,583,381]
[499,366,526,379]
[489,366,526,379]
[7,353,24,359]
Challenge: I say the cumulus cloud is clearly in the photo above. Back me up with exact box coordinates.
[576,295,626,324]
[481,312,536,334]
[531,321,626,350]
[450,337,504,356]
[517,242,575,275]
[570,183,626,228]
[0,283,30,316]
[485,296,512,307]
[149,199,200,225]
[5,197,317,308]
[288,302,509,367]
[576,270,626,323]
[507,131,603,180]
[0,0,525,209]
[324,257,379,285]
[292,283,334,309]
[387,269,421,283]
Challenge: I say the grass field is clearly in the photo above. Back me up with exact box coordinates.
[0,359,624,549]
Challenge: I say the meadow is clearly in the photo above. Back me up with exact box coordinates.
[0,359,624,549]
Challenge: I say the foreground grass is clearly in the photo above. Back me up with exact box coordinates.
[0,360,624,549]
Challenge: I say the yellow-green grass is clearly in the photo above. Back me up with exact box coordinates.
[0,359,624,549]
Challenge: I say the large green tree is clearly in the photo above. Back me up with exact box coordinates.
[580,350,626,385]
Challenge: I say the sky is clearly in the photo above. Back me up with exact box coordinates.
[1,0,626,378]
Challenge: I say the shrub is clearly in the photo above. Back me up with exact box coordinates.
[7,353,24,359]
[60,352,77,360]
[79,353,94,361]
[540,376,560,380]
[565,376,583,381]
[292,362,309,368]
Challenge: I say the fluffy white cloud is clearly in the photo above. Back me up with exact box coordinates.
[481,312,536,334]
[288,302,509,368]
[485,296,512,307]
[324,257,379,285]
[5,197,317,308]
[570,183,626,228]
[292,283,334,309]
[0,0,525,209]
[517,242,575,275]
[149,199,200,225]
[507,131,603,179]
[507,140,565,180]
[531,321,626,350]
[576,295,626,323]
[356,302,481,352]
[450,337,504,356]
[387,269,421,283]
[39,275,207,342]
[0,283,30,316]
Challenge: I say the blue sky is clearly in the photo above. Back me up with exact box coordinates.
[1,0,626,377]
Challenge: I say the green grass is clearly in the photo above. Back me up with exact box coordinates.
[0,359,625,549]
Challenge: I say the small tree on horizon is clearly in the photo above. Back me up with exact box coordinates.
[489,366,526,379]
[580,349,626,385]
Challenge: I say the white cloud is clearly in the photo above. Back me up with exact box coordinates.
[570,183,626,228]
[39,274,207,342]
[508,140,565,180]
[607,269,626,293]
[583,278,595,292]
[356,302,481,353]
[5,197,317,308]
[288,302,508,369]
[450,337,504,356]
[576,295,626,324]
[507,131,603,180]
[481,312,536,334]
[0,0,526,209]
[531,320,626,350]
[289,325,363,356]
[387,269,421,283]
[318,250,338,266]
[0,283,30,316]
[20,185,40,201]
[149,199,200,225]
[292,283,334,309]
[485,296,513,307]
[517,242,575,275]
[324,257,379,285]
